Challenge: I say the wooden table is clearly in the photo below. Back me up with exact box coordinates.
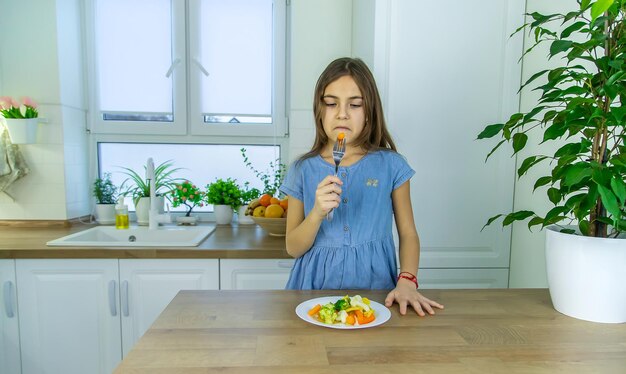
[113,289,626,373]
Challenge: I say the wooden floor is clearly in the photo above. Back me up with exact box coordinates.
[114,289,626,373]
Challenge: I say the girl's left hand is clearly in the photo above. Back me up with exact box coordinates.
[384,281,444,316]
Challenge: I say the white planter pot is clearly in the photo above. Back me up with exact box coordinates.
[214,205,233,225]
[237,205,254,225]
[4,118,39,144]
[176,216,198,225]
[546,226,626,323]
[135,196,164,226]
[95,204,116,225]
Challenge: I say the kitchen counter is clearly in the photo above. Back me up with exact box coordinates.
[0,223,289,259]
[113,289,626,373]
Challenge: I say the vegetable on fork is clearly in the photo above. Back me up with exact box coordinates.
[327,132,346,221]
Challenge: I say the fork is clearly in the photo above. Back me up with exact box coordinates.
[327,134,346,221]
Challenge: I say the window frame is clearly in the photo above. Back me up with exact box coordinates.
[84,0,287,138]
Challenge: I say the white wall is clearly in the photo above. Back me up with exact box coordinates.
[287,0,353,162]
[0,0,90,220]
[509,0,572,287]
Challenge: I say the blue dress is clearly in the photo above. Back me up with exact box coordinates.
[280,150,415,290]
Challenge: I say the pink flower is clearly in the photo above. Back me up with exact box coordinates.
[0,97,11,110]
[21,97,37,108]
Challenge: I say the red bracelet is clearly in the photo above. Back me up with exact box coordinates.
[397,271,419,289]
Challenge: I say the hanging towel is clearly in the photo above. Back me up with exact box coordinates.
[0,122,30,200]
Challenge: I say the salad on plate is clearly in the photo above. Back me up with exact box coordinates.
[307,295,375,326]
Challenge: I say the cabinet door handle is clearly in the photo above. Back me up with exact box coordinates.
[3,281,15,318]
[121,280,130,317]
[278,261,294,269]
[108,280,117,316]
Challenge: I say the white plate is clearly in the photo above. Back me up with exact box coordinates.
[295,296,391,329]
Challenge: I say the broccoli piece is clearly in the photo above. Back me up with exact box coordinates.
[334,298,349,311]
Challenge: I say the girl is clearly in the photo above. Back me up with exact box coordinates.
[280,57,443,316]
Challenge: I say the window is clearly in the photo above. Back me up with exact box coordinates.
[98,143,282,213]
[88,0,286,137]
[87,0,289,216]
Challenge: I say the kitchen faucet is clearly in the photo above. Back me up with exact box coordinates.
[146,158,171,230]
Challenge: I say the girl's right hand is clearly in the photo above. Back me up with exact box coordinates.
[312,175,343,219]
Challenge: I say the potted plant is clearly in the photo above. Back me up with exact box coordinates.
[206,178,242,225]
[119,160,182,225]
[0,96,40,144]
[92,172,118,225]
[241,148,287,197]
[170,180,205,225]
[478,0,626,323]
[237,182,261,224]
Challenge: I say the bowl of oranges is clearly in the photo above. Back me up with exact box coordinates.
[245,194,288,236]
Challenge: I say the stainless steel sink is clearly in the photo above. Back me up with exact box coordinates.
[46,225,216,247]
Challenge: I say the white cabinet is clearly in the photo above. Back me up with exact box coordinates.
[1,260,21,374]
[16,259,121,374]
[419,268,509,289]
[14,258,220,374]
[220,259,294,290]
[352,0,527,283]
[119,259,218,356]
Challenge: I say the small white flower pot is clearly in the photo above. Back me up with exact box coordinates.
[214,205,233,225]
[176,216,198,225]
[5,118,39,144]
[95,204,116,225]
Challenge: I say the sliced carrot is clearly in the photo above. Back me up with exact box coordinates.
[353,309,375,325]
[307,304,321,316]
[354,310,365,324]
[345,313,356,325]
[338,132,345,140]
[361,313,375,324]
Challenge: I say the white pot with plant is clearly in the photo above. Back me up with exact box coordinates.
[479,0,626,323]
[170,180,205,225]
[206,178,242,225]
[119,160,181,225]
[93,173,118,225]
[0,96,41,144]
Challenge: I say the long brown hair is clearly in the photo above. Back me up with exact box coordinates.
[299,57,396,161]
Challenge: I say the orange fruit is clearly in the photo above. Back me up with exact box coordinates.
[252,206,266,217]
[270,197,280,205]
[265,204,284,218]
[279,198,288,210]
[259,194,272,207]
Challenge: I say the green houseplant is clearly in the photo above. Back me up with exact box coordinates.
[119,160,182,203]
[206,178,242,224]
[170,181,205,217]
[119,160,182,225]
[92,173,118,225]
[478,0,626,323]
[206,178,242,209]
[93,173,118,205]
[241,148,286,197]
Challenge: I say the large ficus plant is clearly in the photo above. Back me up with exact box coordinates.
[478,0,626,238]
